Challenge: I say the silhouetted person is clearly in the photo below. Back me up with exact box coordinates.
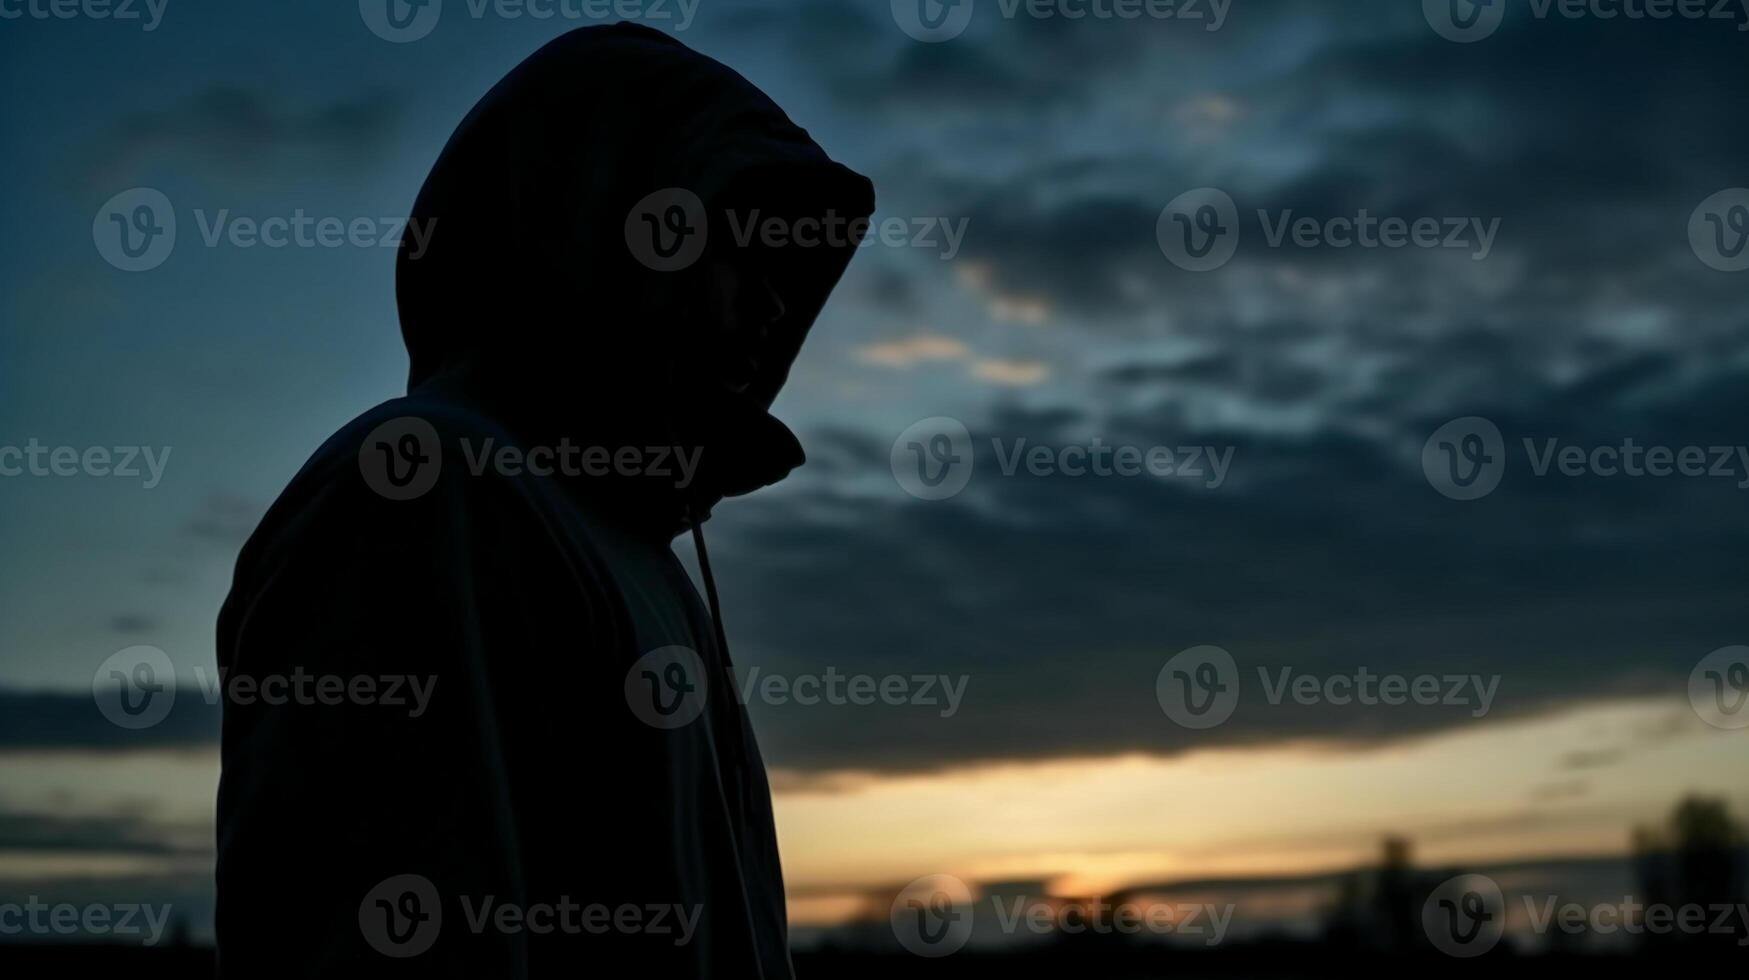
[215,24,872,977]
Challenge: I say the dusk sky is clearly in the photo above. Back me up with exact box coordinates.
[2,0,1747,943]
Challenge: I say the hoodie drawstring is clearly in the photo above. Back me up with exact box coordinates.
[688,512,753,794]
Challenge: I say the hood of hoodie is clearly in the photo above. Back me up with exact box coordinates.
[396,24,874,521]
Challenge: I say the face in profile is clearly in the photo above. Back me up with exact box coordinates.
[688,244,789,405]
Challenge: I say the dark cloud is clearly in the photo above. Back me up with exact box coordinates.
[827,40,1074,112]
[0,808,206,857]
[0,690,217,752]
[1098,350,1326,404]
[87,85,403,185]
[864,7,1749,332]
[837,258,923,317]
[954,187,1168,317]
[107,613,160,636]
[179,493,263,548]
[12,0,1749,785]
[796,0,1266,114]
[709,353,1749,774]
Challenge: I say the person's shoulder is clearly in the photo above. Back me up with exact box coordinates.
[232,392,519,579]
[307,389,516,500]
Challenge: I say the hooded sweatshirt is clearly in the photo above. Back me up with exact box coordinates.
[214,24,873,978]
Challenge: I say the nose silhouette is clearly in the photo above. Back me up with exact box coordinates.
[754,273,786,328]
